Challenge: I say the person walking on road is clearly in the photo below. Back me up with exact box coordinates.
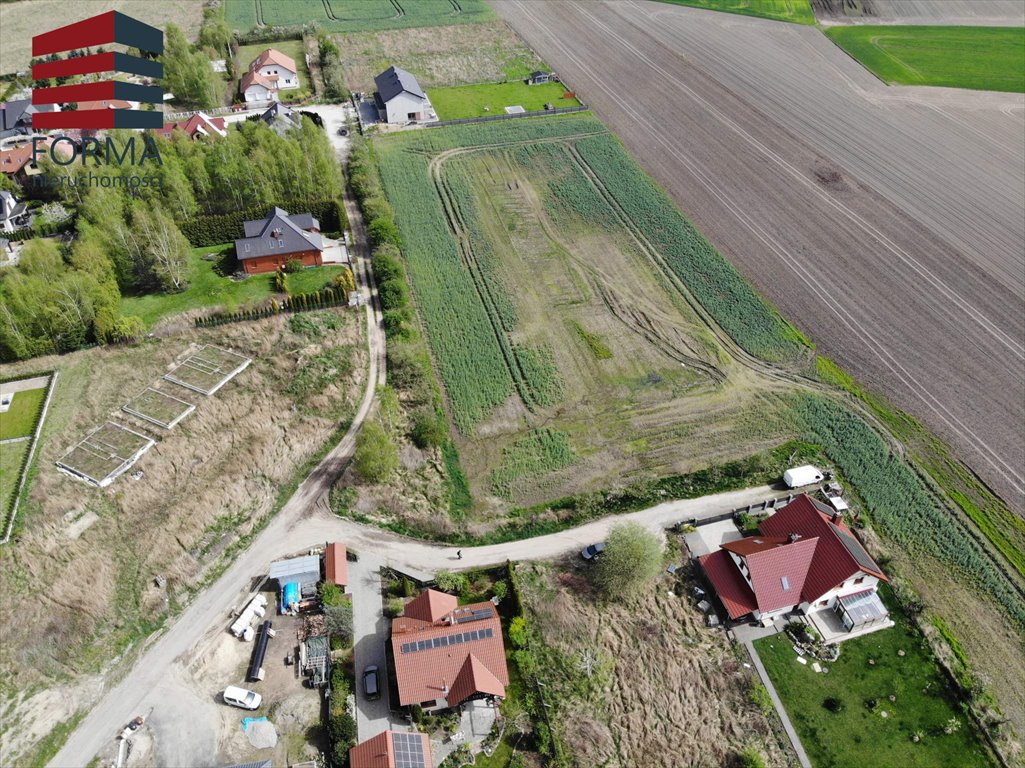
[456,550,463,560]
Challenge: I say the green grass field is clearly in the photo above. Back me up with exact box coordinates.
[120,245,343,328]
[755,600,992,767]
[825,26,1025,93]
[655,0,815,24]
[236,39,312,99]
[0,387,46,441]
[430,81,580,120]
[224,0,494,33]
[0,438,30,515]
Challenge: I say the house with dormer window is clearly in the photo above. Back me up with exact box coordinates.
[233,207,323,274]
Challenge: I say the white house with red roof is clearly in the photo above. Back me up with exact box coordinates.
[391,588,508,711]
[700,494,892,640]
[241,48,299,104]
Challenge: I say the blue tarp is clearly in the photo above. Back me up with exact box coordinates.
[281,582,299,614]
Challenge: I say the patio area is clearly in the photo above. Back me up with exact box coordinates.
[806,605,894,645]
[684,518,743,557]
[431,700,498,764]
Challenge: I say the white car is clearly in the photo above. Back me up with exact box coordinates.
[223,685,262,710]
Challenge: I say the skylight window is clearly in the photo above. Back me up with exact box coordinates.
[781,576,791,591]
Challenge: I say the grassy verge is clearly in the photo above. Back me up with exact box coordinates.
[18,710,86,768]
[430,81,580,120]
[653,0,815,25]
[824,26,1025,93]
[334,439,818,545]
[0,440,30,514]
[120,245,343,328]
[816,356,1025,584]
[0,386,46,440]
[754,588,993,768]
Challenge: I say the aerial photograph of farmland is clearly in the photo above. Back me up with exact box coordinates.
[0,1,1021,767]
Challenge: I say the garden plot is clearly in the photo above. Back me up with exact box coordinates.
[56,422,155,488]
[164,346,251,396]
[122,388,196,429]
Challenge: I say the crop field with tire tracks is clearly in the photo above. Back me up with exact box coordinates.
[494,0,1025,741]
[376,115,806,506]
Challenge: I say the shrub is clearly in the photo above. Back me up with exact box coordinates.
[731,749,767,768]
[368,217,402,248]
[320,581,344,607]
[284,258,304,273]
[378,278,410,311]
[353,421,398,484]
[593,522,664,597]
[823,697,844,713]
[434,570,469,595]
[410,408,448,449]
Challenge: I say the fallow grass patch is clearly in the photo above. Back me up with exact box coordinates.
[430,81,580,120]
[654,0,815,25]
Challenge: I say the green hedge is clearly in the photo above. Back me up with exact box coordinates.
[182,199,347,247]
[4,216,76,242]
[194,285,350,327]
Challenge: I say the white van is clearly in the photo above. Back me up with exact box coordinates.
[783,465,824,489]
[223,685,262,710]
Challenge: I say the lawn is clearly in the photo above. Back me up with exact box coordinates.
[236,40,313,99]
[754,600,993,768]
[825,26,1025,93]
[0,386,46,441]
[120,245,343,328]
[1,439,30,514]
[429,80,580,120]
[224,0,494,34]
[654,0,815,25]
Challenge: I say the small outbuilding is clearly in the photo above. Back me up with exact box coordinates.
[528,70,550,85]
[324,542,349,590]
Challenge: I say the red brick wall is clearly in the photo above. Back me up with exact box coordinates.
[241,249,322,274]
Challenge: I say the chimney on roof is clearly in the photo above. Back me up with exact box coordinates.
[788,533,801,543]
[442,679,449,695]
[831,512,841,523]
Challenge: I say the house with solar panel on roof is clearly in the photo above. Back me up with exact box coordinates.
[374,66,436,124]
[391,588,509,712]
[350,730,433,768]
[699,494,893,643]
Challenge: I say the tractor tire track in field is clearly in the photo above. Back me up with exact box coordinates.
[390,0,406,20]
[254,0,265,27]
[321,0,339,22]
[499,0,1025,503]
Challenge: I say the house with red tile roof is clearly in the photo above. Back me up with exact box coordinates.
[391,589,509,710]
[157,112,227,141]
[700,495,890,638]
[350,730,432,768]
[0,138,71,183]
[241,48,300,104]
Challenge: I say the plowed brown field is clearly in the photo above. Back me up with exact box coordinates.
[494,0,1025,513]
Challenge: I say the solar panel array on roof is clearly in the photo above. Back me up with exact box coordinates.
[391,732,427,768]
[832,526,880,573]
[455,608,493,624]
[399,627,495,654]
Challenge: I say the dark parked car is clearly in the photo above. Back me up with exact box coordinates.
[580,542,606,560]
[362,665,380,700]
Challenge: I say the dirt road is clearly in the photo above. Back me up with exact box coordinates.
[49,474,777,766]
[493,0,1025,512]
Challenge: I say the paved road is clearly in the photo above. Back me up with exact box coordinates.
[349,553,402,740]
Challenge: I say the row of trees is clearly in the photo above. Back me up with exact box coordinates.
[316,32,348,103]
[163,23,220,110]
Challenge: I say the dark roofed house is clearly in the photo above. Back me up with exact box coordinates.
[259,102,301,136]
[528,71,550,85]
[391,589,509,711]
[234,207,324,274]
[374,66,434,124]
[350,730,433,768]
[700,494,891,642]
